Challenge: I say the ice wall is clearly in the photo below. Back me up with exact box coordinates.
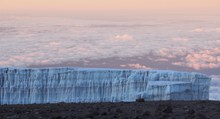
[0,67,211,104]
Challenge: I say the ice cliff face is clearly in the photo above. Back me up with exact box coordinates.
[0,67,211,104]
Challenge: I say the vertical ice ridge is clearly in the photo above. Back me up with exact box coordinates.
[0,67,211,104]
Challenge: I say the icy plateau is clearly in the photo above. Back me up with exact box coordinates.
[0,67,211,104]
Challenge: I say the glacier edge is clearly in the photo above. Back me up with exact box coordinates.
[0,67,211,104]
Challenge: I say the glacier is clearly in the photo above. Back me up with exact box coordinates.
[0,67,211,104]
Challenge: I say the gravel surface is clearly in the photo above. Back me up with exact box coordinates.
[0,101,220,119]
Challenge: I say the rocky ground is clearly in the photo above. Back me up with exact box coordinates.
[0,101,220,119]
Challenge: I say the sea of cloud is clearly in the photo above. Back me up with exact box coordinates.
[0,16,220,71]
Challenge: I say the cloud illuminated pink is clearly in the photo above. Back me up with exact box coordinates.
[120,64,152,70]
[182,48,220,70]
[192,28,204,32]
[172,37,189,42]
[111,34,134,42]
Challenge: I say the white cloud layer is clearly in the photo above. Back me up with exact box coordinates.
[172,37,189,42]
[191,27,220,33]
[120,63,152,70]
[172,48,220,70]
[0,16,220,70]
[153,46,220,70]
[191,28,204,32]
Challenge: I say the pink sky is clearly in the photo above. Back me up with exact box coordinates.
[1,0,220,16]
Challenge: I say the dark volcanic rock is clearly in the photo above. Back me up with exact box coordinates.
[135,98,145,102]
[163,105,173,113]
[0,101,219,119]
[186,109,195,115]
[142,111,151,116]
[195,113,207,119]
[115,108,123,113]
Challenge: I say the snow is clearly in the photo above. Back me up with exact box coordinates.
[0,67,211,104]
